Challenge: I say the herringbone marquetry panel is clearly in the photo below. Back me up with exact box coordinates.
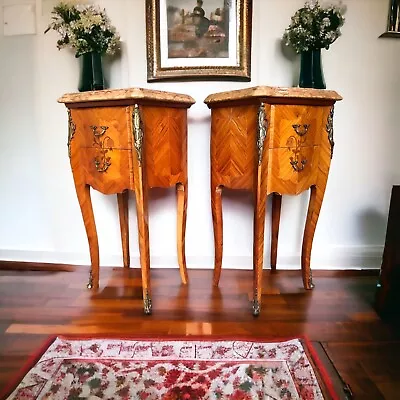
[142,107,187,188]
[211,105,258,190]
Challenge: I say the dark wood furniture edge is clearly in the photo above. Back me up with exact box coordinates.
[379,31,400,38]
[0,261,78,272]
[312,341,353,399]
[375,185,400,320]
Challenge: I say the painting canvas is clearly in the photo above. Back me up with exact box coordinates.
[146,0,252,81]
[167,0,230,59]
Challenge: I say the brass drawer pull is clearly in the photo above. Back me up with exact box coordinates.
[90,125,109,136]
[292,124,310,136]
[94,152,112,173]
[287,130,308,173]
[290,158,307,172]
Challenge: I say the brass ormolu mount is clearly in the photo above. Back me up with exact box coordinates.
[91,125,112,173]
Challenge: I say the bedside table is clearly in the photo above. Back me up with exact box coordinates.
[205,86,342,315]
[59,88,195,314]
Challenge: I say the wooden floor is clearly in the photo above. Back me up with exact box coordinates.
[0,266,399,398]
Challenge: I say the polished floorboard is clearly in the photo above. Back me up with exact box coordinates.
[0,266,399,398]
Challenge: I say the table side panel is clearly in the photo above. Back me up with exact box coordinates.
[142,106,188,188]
[210,105,258,190]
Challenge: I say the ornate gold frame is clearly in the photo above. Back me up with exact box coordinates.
[145,0,252,81]
[380,0,400,38]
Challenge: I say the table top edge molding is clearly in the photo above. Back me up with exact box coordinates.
[204,86,342,105]
[58,87,195,106]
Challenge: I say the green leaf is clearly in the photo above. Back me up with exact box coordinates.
[89,378,102,389]
[239,381,253,392]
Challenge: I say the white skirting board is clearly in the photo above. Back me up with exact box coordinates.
[0,245,384,270]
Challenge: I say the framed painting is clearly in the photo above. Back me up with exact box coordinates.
[146,0,252,81]
[379,0,400,38]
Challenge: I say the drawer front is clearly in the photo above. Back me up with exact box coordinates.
[267,146,320,195]
[71,107,131,150]
[269,105,327,149]
[73,148,134,194]
[210,105,258,190]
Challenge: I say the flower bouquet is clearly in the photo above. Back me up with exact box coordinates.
[283,0,346,88]
[45,2,121,91]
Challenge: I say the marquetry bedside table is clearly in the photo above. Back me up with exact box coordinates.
[205,86,342,315]
[59,88,195,314]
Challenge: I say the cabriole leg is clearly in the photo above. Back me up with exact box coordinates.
[117,191,130,268]
[302,185,326,290]
[211,185,223,286]
[176,182,189,284]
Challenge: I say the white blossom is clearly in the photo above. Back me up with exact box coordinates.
[45,2,120,56]
[283,0,345,53]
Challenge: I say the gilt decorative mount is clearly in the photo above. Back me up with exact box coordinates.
[91,125,112,173]
[67,110,76,159]
[287,125,308,173]
[132,104,144,165]
[257,103,268,165]
[143,289,152,315]
[292,124,310,137]
[326,106,335,159]
[290,159,307,172]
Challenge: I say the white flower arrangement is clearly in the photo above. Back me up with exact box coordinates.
[283,0,346,53]
[45,2,120,57]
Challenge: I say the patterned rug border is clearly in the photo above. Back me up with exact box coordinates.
[0,334,339,400]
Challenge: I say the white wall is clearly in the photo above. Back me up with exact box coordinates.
[0,0,399,270]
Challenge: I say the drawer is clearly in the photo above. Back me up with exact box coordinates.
[70,107,131,150]
[269,105,327,149]
[267,146,320,195]
[73,148,134,195]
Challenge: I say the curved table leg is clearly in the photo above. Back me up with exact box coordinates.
[271,193,282,272]
[176,181,188,285]
[133,162,151,315]
[132,104,152,314]
[74,183,99,290]
[301,185,326,290]
[211,185,223,287]
[253,175,267,316]
[135,187,151,314]
[117,191,130,268]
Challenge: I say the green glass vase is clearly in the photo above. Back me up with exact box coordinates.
[78,52,104,92]
[299,49,326,89]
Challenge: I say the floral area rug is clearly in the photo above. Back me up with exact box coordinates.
[1,337,337,399]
